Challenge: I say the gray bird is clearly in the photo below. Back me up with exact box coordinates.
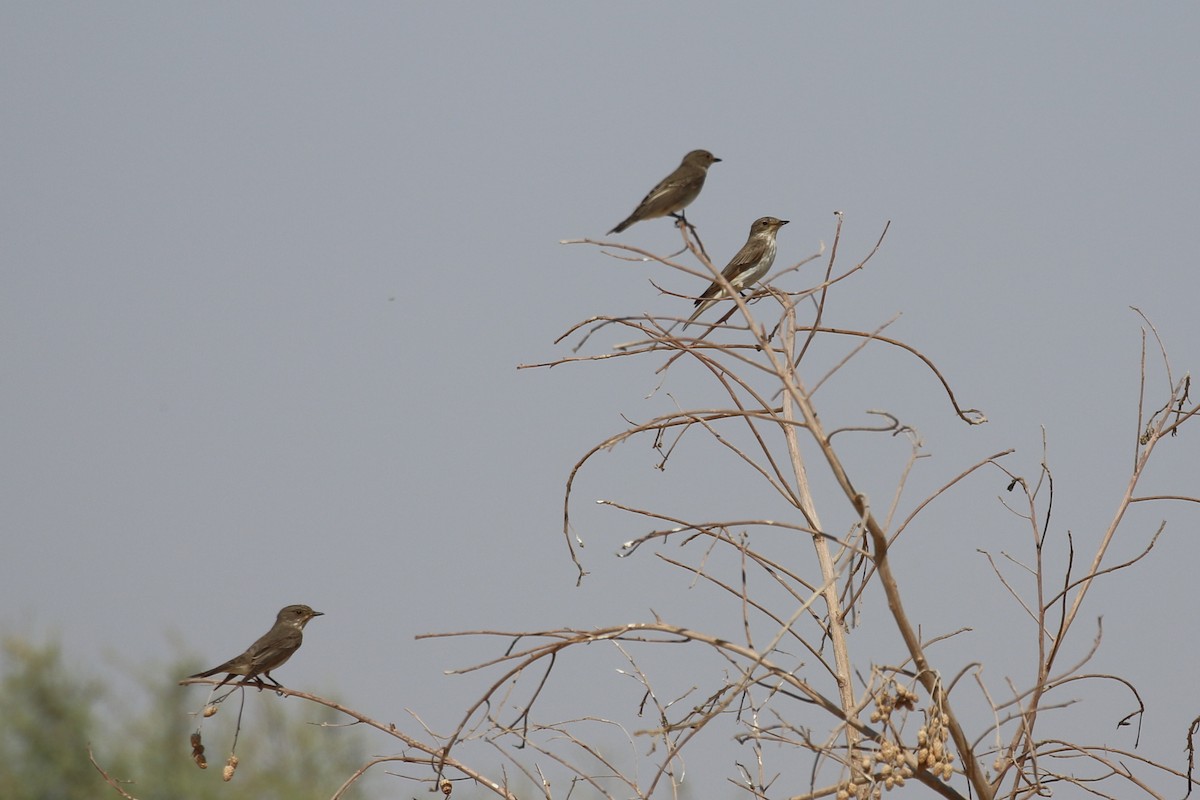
[686,217,789,327]
[187,604,323,689]
[609,149,721,234]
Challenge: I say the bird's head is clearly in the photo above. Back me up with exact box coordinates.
[277,604,324,628]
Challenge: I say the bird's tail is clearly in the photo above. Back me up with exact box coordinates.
[684,300,710,329]
[608,217,634,235]
[187,666,224,679]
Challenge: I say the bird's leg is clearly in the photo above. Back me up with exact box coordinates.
[262,673,287,694]
[675,211,710,260]
[663,212,690,258]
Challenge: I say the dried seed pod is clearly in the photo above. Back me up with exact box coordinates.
[190,732,207,768]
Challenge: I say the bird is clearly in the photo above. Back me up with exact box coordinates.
[186,604,323,689]
[608,149,721,234]
[685,216,789,327]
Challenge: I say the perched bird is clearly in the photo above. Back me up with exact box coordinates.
[686,216,789,327]
[608,149,721,234]
[187,604,323,689]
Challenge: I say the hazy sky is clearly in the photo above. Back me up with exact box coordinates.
[3,4,1198,798]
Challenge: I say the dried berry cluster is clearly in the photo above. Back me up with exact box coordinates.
[835,681,954,799]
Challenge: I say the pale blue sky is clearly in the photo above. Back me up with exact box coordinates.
[3,4,1198,797]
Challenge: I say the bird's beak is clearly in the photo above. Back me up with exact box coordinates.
[778,219,790,226]
[712,157,723,163]
[310,610,325,617]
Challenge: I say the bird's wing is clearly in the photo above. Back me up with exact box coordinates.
[636,162,702,210]
[695,242,762,304]
[246,628,302,670]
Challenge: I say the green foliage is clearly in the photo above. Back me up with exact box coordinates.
[0,637,372,799]
[0,636,104,799]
